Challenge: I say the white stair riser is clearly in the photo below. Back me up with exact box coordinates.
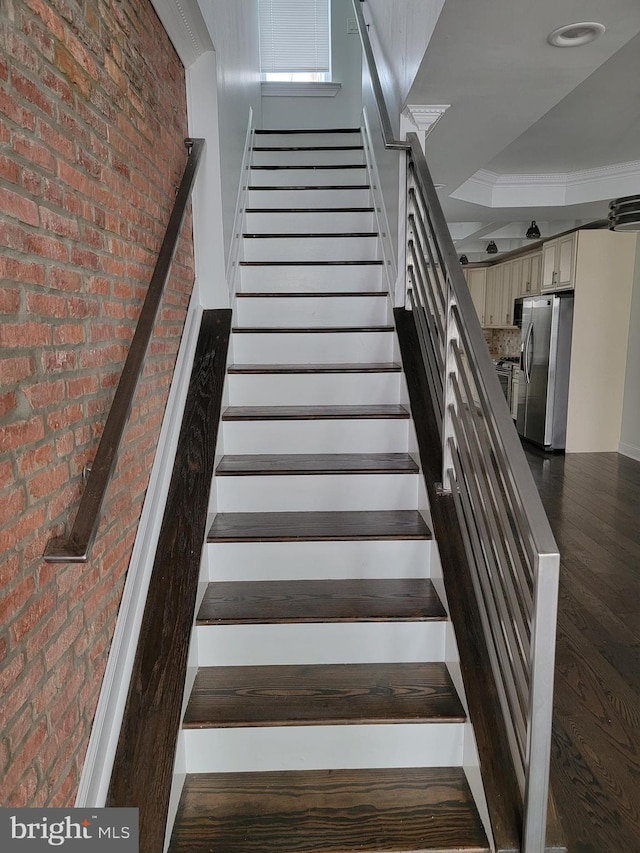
[239,263,384,292]
[213,473,419,513]
[255,132,362,147]
[234,296,390,328]
[243,236,379,262]
[206,539,432,581]
[226,373,401,406]
[184,723,464,773]
[220,419,410,454]
[231,331,396,363]
[196,622,445,667]
[252,148,365,167]
[247,189,372,208]
[245,211,375,233]
[250,168,368,188]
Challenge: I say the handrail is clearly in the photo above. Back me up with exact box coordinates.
[351,0,408,151]
[353,3,561,851]
[406,133,560,852]
[44,138,205,563]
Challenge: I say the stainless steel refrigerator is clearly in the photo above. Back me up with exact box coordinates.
[515,293,574,450]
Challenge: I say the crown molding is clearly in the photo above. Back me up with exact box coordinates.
[452,160,640,208]
[150,0,213,68]
[403,104,450,135]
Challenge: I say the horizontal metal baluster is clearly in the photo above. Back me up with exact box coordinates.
[408,280,444,421]
[407,236,445,346]
[408,187,447,320]
[449,446,527,795]
[452,344,534,622]
[449,386,531,714]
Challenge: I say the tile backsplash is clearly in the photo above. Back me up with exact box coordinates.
[483,327,520,360]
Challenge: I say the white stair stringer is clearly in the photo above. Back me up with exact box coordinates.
[182,127,474,787]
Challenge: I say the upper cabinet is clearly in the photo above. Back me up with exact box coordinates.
[541,233,575,291]
[464,267,486,326]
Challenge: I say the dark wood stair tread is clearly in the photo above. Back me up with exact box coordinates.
[253,145,364,151]
[169,767,490,853]
[197,578,446,625]
[243,231,378,238]
[183,662,465,728]
[246,186,372,192]
[251,164,366,170]
[228,362,401,374]
[232,326,394,333]
[235,291,387,297]
[221,405,409,421]
[239,259,382,265]
[207,510,432,543]
[255,128,361,133]
[215,453,419,476]
[245,207,375,213]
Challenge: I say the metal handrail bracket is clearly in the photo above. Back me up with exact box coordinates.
[44,138,205,563]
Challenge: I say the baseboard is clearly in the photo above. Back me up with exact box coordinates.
[619,441,640,462]
[75,300,204,807]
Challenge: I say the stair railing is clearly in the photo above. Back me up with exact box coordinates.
[44,138,205,564]
[352,3,560,851]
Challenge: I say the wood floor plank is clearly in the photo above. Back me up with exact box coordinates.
[524,444,640,853]
[197,578,446,625]
[215,453,419,476]
[183,662,466,728]
[207,510,432,543]
[227,362,401,374]
[168,767,490,853]
[221,405,410,421]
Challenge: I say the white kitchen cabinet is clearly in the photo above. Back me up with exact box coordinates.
[484,264,504,327]
[519,252,541,296]
[541,233,575,291]
[463,267,486,325]
[565,229,637,452]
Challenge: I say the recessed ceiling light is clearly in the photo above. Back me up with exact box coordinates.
[547,22,605,47]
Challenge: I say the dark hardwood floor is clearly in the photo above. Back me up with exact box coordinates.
[523,446,640,853]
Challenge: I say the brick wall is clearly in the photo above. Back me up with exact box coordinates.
[0,0,194,806]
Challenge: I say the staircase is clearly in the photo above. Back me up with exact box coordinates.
[167,129,490,852]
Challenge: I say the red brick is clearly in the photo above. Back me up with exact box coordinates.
[39,207,80,239]
[12,589,56,643]
[16,443,54,478]
[0,391,18,419]
[26,291,68,318]
[42,350,77,373]
[53,324,85,346]
[26,232,69,261]
[48,267,82,292]
[46,403,83,432]
[0,256,46,286]
[0,416,45,453]
[14,135,56,173]
[27,461,68,500]
[44,611,84,668]
[11,70,55,118]
[0,90,37,132]
[1,721,48,800]
[0,153,20,183]
[0,186,39,226]
[24,379,66,410]
[0,653,26,697]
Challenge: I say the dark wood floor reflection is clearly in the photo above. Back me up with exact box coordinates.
[524,447,640,853]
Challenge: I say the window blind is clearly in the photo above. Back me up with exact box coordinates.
[259,0,330,74]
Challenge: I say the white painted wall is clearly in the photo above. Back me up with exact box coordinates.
[366,0,445,112]
[620,238,640,461]
[262,0,362,129]
[196,1,262,278]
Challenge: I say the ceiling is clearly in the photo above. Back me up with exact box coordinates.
[367,0,640,261]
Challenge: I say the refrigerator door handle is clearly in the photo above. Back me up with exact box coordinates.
[524,323,534,384]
